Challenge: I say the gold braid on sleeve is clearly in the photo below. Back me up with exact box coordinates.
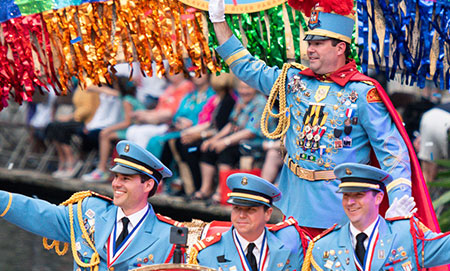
[42,191,100,271]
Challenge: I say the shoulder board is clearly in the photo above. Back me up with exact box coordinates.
[290,63,307,71]
[91,191,113,202]
[156,213,184,227]
[268,217,298,232]
[192,233,222,253]
[386,215,413,221]
[312,224,338,242]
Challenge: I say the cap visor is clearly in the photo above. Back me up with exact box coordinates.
[227,197,269,207]
[304,34,330,41]
[110,164,141,175]
[336,187,373,193]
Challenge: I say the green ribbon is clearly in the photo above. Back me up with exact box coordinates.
[16,0,53,15]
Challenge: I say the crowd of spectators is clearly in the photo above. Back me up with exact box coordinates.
[23,63,284,204]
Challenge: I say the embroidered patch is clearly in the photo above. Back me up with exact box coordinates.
[366,88,382,103]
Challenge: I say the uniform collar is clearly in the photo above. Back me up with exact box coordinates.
[299,60,359,87]
[116,204,149,229]
[349,215,380,248]
[234,228,266,254]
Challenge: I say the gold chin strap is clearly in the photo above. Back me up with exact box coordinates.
[43,191,100,271]
[261,63,306,147]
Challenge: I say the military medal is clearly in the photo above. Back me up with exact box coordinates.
[349,90,359,103]
[324,260,334,269]
[317,145,326,166]
[288,74,306,93]
[314,85,330,102]
[401,261,413,271]
[378,250,385,259]
[334,129,343,149]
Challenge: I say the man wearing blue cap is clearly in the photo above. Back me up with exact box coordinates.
[0,140,183,270]
[301,163,450,271]
[207,0,429,237]
[189,173,309,271]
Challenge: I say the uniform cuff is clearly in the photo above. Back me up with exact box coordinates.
[216,35,249,64]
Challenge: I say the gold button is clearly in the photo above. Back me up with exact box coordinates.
[109,267,115,271]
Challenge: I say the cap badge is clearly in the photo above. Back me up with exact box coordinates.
[241,177,248,185]
[124,144,130,153]
[345,168,352,175]
[309,9,320,29]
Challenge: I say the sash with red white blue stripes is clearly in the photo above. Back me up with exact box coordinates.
[233,229,269,271]
[107,207,150,267]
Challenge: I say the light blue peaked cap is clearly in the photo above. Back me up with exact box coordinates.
[226,173,281,208]
[334,163,392,193]
[110,140,172,184]
[304,10,355,44]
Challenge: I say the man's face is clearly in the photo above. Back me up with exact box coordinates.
[112,173,153,216]
[342,191,383,231]
[307,39,344,75]
[231,205,272,241]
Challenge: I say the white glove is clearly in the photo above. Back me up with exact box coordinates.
[385,195,417,218]
[209,0,225,23]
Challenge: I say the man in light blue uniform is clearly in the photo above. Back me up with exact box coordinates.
[0,140,183,270]
[189,173,308,271]
[302,163,450,271]
[208,0,415,233]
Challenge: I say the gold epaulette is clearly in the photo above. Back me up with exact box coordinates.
[156,213,184,227]
[188,233,222,265]
[268,217,297,232]
[291,63,308,71]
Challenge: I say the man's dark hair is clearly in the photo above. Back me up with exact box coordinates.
[263,205,270,211]
[330,38,351,59]
[371,190,383,197]
[140,174,158,197]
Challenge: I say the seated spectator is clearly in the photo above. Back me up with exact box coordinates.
[193,81,267,203]
[45,86,100,178]
[146,71,215,159]
[159,72,237,195]
[28,87,58,153]
[82,76,145,182]
[125,72,195,148]
[77,86,123,156]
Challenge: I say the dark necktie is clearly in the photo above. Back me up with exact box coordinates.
[115,217,130,249]
[355,232,368,264]
[246,243,258,271]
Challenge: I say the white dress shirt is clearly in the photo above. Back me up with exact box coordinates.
[234,229,269,271]
[349,215,381,250]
